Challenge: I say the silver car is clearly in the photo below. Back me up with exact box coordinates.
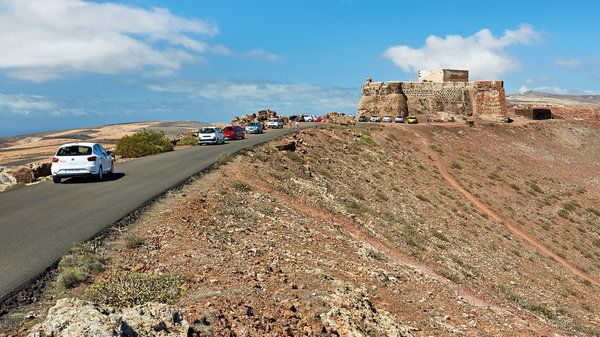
[370,115,381,122]
[245,121,264,134]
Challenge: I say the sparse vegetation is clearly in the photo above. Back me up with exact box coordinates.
[113,130,174,158]
[56,243,107,289]
[428,144,443,153]
[124,233,145,249]
[176,135,198,146]
[4,182,26,191]
[85,272,185,308]
[217,152,233,165]
[357,135,376,146]
[231,179,251,192]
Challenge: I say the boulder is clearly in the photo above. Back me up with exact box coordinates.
[325,112,357,126]
[29,162,52,179]
[5,166,35,184]
[0,173,12,185]
[29,298,190,337]
[272,140,296,152]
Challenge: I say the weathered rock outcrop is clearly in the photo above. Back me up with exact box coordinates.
[28,298,190,337]
[324,112,357,125]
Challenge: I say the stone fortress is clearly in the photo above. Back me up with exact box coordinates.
[357,69,507,121]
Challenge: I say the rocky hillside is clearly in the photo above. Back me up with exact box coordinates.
[1,120,599,336]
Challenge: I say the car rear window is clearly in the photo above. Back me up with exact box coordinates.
[200,128,216,134]
[57,146,92,156]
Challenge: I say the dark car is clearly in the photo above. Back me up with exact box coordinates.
[358,116,366,122]
[223,125,246,140]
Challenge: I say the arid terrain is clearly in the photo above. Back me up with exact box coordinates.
[1,113,599,336]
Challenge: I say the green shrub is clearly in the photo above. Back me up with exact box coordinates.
[357,136,376,146]
[216,152,233,166]
[56,243,107,288]
[113,130,174,158]
[124,234,146,249]
[4,182,26,191]
[176,135,198,146]
[230,180,251,192]
[85,272,185,308]
[563,201,580,211]
[428,144,443,153]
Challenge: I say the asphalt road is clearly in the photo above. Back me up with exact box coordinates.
[0,124,316,300]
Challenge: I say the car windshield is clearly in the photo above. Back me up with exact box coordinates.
[200,128,216,134]
[57,146,92,156]
[247,122,258,126]
[223,126,235,131]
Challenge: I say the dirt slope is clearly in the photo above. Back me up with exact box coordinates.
[2,120,599,336]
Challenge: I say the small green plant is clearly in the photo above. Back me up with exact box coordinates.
[176,135,198,146]
[216,152,233,165]
[124,234,146,249]
[557,209,571,220]
[231,180,251,192]
[528,182,543,193]
[450,162,462,170]
[386,134,399,142]
[283,150,304,163]
[416,194,429,202]
[56,243,107,289]
[586,207,600,217]
[563,201,581,211]
[428,144,443,153]
[357,135,376,146]
[85,272,185,308]
[114,130,174,158]
[4,182,26,191]
[432,231,450,242]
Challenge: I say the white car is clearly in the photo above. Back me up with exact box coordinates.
[198,127,225,145]
[267,118,284,128]
[51,143,114,183]
[370,115,381,122]
[302,114,316,122]
[382,116,392,122]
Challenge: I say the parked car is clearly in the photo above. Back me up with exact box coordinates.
[223,125,246,140]
[198,126,225,145]
[358,115,366,122]
[316,116,325,122]
[370,115,381,122]
[302,114,316,122]
[407,116,419,124]
[245,121,264,134]
[51,143,113,183]
[267,118,284,128]
[382,116,392,122]
[394,116,404,123]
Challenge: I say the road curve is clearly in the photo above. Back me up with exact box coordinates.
[0,124,317,300]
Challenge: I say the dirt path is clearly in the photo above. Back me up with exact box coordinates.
[410,126,600,287]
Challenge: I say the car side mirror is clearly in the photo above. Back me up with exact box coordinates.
[106,151,112,156]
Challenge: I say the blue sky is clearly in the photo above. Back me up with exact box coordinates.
[0,0,599,136]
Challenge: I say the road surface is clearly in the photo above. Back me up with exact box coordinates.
[0,124,316,300]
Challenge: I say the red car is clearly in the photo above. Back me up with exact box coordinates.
[222,125,246,140]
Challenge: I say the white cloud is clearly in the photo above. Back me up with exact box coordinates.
[383,24,542,80]
[0,0,222,82]
[553,58,582,69]
[517,86,599,95]
[243,49,284,62]
[0,93,57,116]
[146,79,360,113]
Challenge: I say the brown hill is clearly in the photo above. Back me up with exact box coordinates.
[507,91,600,107]
[2,120,599,336]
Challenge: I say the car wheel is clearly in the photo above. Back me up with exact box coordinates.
[97,166,103,181]
[52,176,61,184]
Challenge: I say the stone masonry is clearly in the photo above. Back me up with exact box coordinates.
[357,69,507,121]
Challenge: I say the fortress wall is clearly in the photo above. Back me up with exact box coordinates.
[357,78,507,121]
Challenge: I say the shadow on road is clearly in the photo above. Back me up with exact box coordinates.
[61,172,125,184]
